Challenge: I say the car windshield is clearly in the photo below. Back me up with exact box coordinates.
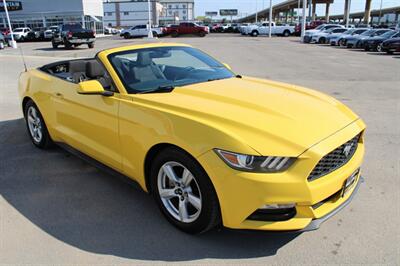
[63,24,82,30]
[108,46,235,93]
[14,28,23,32]
[380,30,395,38]
[361,30,375,36]
[315,25,324,30]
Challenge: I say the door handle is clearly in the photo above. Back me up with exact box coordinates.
[55,92,64,99]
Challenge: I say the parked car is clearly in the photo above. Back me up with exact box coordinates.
[120,25,164,38]
[44,26,59,40]
[381,37,400,54]
[210,23,224,33]
[0,32,6,49]
[19,43,365,234]
[0,27,10,36]
[164,22,209,37]
[246,22,295,37]
[329,28,369,46]
[8,27,31,42]
[364,30,400,52]
[239,23,249,35]
[345,29,392,48]
[294,20,326,36]
[311,27,347,44]
[52,23,95,49]
[26,27,47,42]
[303,24,343,43]
[104,27,119,35]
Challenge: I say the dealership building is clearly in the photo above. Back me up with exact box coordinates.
[0,0,104,33]
[103,0,195,27]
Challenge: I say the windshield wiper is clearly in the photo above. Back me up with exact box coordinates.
[137,85,175,94]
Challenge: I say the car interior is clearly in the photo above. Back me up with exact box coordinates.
[41,59,114,91]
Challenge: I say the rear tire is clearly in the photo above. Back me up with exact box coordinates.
[283,30,290,37]
[152,31,158,37]
[65,41,72,49]
[24,100,53,149]
[150,147,221,234]
[319,37,325,44]
[199,31,206,37]
[376,43,383,52]
[52,41,58,49]
[251,30,259,37]
[88,42,94,49]
[171,31,179,38]
[124,33,131,39]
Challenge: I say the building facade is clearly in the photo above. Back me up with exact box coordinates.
[103,0,162,27]
[159,0,194,25]
[103,0,194,27]
[0,0,104,33]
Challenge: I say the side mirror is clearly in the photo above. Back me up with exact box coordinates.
[223,63,232,70]
[77,80,113,96]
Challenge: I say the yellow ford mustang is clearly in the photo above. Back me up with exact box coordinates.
[19,43,365,234]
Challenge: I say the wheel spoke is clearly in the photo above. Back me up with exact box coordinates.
[36,128,42,140]
[31,107,38,119]
[181,168,193,187]
[28,116,35,124]
[159,188,176,199]
[162,164,179,183]
[179,200,189,221]
[187,193,201,210]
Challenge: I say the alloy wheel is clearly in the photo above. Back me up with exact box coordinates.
[376,44,383,52]
[157,161,202,223]
[27,106,43,143]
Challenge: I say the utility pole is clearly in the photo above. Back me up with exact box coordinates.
[301,0,306,41]
[269,0,272,38]
[346,0,351,28]
[297,0,300,23]
[2,0,17,48]
[255,0,258,23]
[378,0,383,25]
[147,0,153,38]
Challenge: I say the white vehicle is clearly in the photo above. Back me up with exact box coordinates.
[245,22,294,37]
[10,27,31,41]
[120,25,164,38]
[44,26,59,40]
[311,27,347,44]
[303,24,344,43]
[239,23,249,34]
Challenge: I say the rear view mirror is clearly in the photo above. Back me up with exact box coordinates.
[77,80,113,96]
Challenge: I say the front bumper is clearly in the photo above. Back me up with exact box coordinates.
[197,119,365,231]
[303,35,312,43]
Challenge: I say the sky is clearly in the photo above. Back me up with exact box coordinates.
[195,0,400,18]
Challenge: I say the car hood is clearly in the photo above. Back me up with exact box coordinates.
[135,77,359,156]
[305,29,320,35]
[365,36,385,41]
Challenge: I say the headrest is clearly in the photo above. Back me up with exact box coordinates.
[69,60,86,73]
[86,60,105,78]
[137,52,152,66]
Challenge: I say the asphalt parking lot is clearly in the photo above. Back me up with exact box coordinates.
[0,34,399,265]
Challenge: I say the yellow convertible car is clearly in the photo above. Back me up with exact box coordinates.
[19,43,365,234]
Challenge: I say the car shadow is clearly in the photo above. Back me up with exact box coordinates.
[0,118,300,261]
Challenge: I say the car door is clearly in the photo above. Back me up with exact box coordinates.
[51,70,122,171]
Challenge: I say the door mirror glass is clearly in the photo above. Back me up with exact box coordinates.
[77,80,113,96]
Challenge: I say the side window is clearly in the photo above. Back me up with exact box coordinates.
[188,23,195,27]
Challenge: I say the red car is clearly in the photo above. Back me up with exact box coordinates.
[294,20,326,36]
[0,28,10,36]
[163,22,209,37]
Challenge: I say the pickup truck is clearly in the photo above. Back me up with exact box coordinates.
[245,22,294,37]
[120,25,164,38]
[163,22,209,37]
[52,23,95,49]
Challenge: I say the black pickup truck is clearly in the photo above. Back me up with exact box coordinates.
[52,23,96,49]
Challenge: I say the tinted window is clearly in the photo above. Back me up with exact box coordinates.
[108,46,234,93]
[63,24,82,30]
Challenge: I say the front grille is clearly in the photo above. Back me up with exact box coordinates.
[308,134,360,182]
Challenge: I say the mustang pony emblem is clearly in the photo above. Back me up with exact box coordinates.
[343,143,354,157]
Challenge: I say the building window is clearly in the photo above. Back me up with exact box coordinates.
[105,12,112,16]
[168,11,172,15]
[168,5,172,8]
[175,5,178,8]
[182,10,186,14]
[183,4,186,8]
[123,12,129,16]
[183,16,186,20]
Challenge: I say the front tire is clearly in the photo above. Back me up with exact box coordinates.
[24,100,53,149]
[376,43,383,52]
[251,30,259,37]
[283,30,290,37]
[150,147,220,234]
[88,42,94,49]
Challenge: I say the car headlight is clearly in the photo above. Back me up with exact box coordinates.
[214,149,295,173]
